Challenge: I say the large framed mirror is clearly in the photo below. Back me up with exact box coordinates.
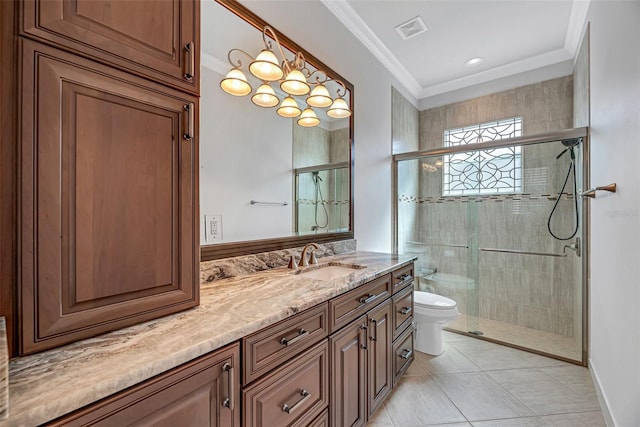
[200,0,354,261]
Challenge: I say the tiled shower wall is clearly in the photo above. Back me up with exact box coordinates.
[398,76,581,337]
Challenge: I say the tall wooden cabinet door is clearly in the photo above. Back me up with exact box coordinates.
[48,343,240,427]
[329,315,367,427]
[20,0,199,94]
[19,40,199,355]
[367,299,393,416]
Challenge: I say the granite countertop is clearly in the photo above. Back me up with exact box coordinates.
[2,251,415,426]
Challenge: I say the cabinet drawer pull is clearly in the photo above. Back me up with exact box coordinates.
[222,363,234,410]
[359,293,378,305]
[282,390,310,414]
[370,318,377,341]
[360,324,368,350]
[398,306,412,315]
[183,103,194,140]
[280,328,308,346]
[397,274,413,283]
[184,42,194,81]
[399,349,413,360]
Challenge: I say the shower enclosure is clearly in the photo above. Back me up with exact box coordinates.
[394,128,588,364]
[295,163,350,234]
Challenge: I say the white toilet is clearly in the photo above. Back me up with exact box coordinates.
[413,291,459,356]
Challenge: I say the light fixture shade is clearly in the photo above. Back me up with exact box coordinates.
[297,108,320,127]
[327,97,352,118]
[220,68,252,96]
[306,84,333,108]
[277,96,302,118]
[251,84,279,108]
[280,69,311,96]
[249,49,284,81]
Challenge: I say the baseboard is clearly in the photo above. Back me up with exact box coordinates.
[589,358,616,427]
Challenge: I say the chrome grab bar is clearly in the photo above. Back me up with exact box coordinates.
[406,241,469,249]
[479,248,567,258]
[250,200,288,206]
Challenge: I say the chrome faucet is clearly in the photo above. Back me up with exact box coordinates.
[298,243,320,267]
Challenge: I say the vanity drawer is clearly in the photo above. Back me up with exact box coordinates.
[392,285,414,340]
[329,274,391,333]
[393,324,414,386]
[243,341,329,427]
[392,263,414,294]
[243,303,329,385]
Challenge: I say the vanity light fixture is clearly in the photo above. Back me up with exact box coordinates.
[220,25,351,127]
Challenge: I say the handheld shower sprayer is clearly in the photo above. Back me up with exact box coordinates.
[547,138,582,241]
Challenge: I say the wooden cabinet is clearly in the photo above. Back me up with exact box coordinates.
[391,263,414,294]
[392,283,414,340]
[19,40,199,354]
[329,273,391,332]
[48,342,240,427]
[367,299,393,417]
[242,303,329,385]
[393,323,414,386]
[20,0,199,94]
[243,341,329,427]
[329,315,367,427]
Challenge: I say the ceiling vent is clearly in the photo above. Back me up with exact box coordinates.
[395,16,427,40]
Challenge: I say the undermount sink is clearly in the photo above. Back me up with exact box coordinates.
[295,262,366,281]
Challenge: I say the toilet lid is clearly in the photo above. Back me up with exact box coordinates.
[414,291,457,310]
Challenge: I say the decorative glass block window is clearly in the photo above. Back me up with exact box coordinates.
[443,117,523,196]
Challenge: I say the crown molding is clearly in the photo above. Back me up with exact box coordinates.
[201,52,229,75]
[565,0,591,62]
[320,0,423,97]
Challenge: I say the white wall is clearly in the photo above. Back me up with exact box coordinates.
[240,0,417,253]
[585,2,640,426]
[200,66,293,243]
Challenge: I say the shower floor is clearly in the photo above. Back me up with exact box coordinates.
[447,314,582,362]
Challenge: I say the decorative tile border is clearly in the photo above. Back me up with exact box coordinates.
[398,192,575,204]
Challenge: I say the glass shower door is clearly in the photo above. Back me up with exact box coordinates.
[395,134,586,363]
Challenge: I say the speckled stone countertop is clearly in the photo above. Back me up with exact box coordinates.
[1,251,415,426]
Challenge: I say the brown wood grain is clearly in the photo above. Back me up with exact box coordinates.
[367,298,393,416]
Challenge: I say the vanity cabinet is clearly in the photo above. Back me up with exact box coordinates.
[48,342,240,427]
[19,39,199,354]
[19,0,199,94]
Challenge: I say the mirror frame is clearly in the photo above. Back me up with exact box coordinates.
[201,0,355,261]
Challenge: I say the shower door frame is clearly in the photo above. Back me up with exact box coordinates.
[392,127,590,366]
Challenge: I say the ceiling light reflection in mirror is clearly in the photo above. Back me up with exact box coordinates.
[219,25,352,126]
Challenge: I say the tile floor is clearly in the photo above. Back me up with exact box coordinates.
[368,331,605,427]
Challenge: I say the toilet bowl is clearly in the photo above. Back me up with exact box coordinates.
[414,291,459,356]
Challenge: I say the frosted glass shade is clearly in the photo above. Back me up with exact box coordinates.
[277,96,302,118]
[249,49,283,81]
[306,84,333,108]
[327,97,352,118]
[251,84,279,108]
[280,70,310,96]
[220,68,252,96]
[297,108,320,127]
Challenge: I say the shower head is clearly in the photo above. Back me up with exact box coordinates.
[561,137,582,147]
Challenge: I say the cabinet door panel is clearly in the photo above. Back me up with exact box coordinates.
[392,285,414,340]
[48,343,240,427]
[367,299,393,416]
[330,315,367,427]
[20,0,199,93]
[20,40,198,354]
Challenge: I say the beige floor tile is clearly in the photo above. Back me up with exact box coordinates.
[471,416,547,426]
[433,372,534,421]
[450,341,566,371]
[415,347,481,375]
[384,375,467,426]
[367,403,394,426]
[540,411,606,426]
[487,369,601,415]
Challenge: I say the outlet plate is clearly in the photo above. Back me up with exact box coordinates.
[204,214,222,243]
